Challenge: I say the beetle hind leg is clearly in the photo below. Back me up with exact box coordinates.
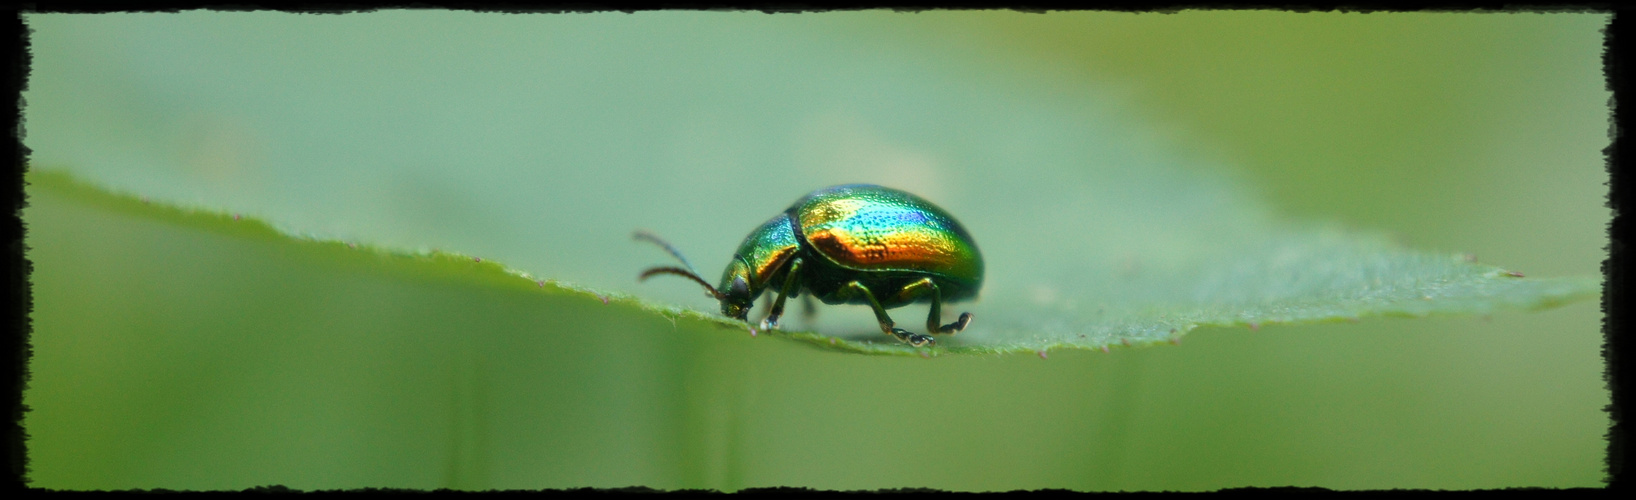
[935,311,974,334]
[891,328,932,347]
[843,281,933,347]
[897,278,975,335]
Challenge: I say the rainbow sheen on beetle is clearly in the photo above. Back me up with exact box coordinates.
[638,184,983,347]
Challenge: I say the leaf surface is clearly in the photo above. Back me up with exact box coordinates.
[28,170,1596,356]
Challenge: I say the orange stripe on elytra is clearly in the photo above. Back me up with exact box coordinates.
[808,225,962,270]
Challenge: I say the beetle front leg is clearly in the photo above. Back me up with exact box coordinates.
[895,278,975,335]
[760,258,803,331]
[843,281,933,347]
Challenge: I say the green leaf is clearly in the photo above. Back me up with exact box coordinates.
[27,169,1595,357]
[21,164,1605,489]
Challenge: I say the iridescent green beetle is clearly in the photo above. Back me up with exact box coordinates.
[637,184,983,346]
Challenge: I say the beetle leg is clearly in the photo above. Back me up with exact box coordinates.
[922,279,968,333]
[843,281,933,346]
[760,258,803,331]
[896,278,975,335]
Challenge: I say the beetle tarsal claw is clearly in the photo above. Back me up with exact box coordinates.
[759,317,779,331]
[890,328,933,347]
[951,312,973,333]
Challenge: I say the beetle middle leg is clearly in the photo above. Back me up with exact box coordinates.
[841,281,933,346]
[894,278,975,335]
[760,258,803,331]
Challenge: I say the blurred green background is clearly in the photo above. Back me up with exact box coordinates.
[23,11,1607,491]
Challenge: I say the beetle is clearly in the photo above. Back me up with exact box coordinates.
[637,184,983,346]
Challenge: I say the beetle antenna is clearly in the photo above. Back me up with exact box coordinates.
[633,230,700,275]
[639,266,727,301]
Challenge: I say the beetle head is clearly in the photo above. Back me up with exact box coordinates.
[717,259,756,321]
[636,230,759,323]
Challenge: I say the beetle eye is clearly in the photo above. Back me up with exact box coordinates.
[730,276,749,297]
